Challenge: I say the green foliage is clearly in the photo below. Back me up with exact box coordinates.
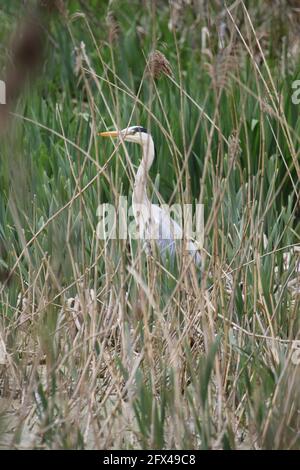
[0,0,299,450]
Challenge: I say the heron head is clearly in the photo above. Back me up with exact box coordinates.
[98,126,149,145]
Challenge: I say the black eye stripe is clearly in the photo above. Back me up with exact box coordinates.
[132,126,148,134]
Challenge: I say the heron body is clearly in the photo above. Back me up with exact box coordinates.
[99,126,201,267]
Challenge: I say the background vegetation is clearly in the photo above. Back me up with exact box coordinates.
[0,0,299,449]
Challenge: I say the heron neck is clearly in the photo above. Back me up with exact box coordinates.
[133,136,155,206]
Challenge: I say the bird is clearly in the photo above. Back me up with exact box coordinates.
[98,125,201,267]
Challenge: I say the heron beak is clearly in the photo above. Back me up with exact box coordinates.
[98,130,119,138]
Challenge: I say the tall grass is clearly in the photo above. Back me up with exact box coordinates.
[0,0,299,449]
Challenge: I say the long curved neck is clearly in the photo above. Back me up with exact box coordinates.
[133,135,155,207]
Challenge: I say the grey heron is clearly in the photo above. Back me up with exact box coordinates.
[99,126,201,267]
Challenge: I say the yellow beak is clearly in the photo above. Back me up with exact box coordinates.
[98,130,119,138]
